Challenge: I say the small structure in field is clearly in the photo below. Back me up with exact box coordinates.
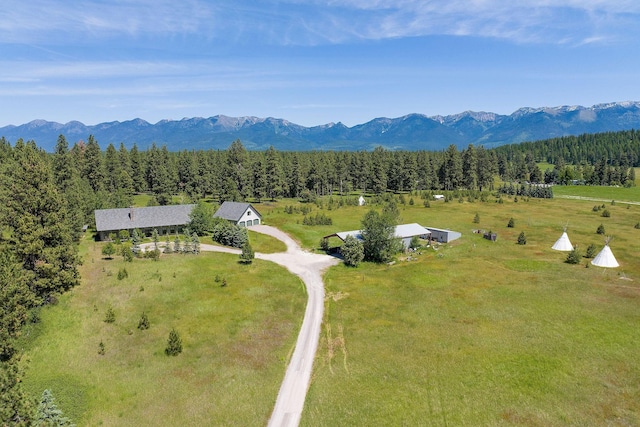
[591,238,619,268]
[214,201,262,227]
[433,194,445,200]
[425,227,462,243]
[358,195,366,206]
[552,225,573,251]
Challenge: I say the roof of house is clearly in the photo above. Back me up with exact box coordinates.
[213,201,261,221]
[95,204,195,232]
[325,223,430,242]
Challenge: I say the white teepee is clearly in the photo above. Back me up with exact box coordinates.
[552,230,573,251]
[591,239,619,268]
[358,195,366,206]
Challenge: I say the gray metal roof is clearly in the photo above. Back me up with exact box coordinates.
[95,204,195,232]
[325,223,431,242]
[213,201,261,221]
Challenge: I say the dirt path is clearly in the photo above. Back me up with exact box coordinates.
[142,225,339,426]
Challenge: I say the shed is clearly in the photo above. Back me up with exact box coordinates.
[94,204,195,241]
[425,227,462,243]
[214,201,262,227]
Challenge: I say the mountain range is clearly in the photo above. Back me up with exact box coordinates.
[2,101,640,152]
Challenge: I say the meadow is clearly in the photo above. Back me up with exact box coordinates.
[21,239,305,425]
[21,185,640,426]
[295,191,640,426]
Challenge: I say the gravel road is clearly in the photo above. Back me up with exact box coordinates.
[144,225,339,426]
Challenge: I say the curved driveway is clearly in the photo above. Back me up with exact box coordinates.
[154,225,338,426]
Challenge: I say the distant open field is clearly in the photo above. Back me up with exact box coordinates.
[21,239,305,425]
[22,187,640,426]
[292,191,639,425]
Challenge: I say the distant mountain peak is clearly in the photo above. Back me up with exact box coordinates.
[2,101,639,152]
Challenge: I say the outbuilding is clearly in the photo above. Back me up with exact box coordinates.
[425,227,461,243]
[213,201,262,227]
[324,223,431,249]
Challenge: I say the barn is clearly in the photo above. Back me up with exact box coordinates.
[324,223,431,249]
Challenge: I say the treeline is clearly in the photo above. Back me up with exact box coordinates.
[493,129,639,186]
[0,139,82,424]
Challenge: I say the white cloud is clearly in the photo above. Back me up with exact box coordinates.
[0,0,638,47]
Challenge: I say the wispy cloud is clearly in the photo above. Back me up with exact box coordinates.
[1,0,639,46]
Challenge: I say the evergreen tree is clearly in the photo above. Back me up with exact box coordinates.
[137,312,150,330]
[517,231,527,245]
[83,135,104,192]
[239,241,254,263]
[265,146,286,200]
[34,389,74,426]
[0,356,34,426]
[2,142,80,303]
[0,250,36,361]
[129,143,146,193]
[165,328,183,356]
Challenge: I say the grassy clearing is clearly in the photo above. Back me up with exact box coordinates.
[288,192,640,426]
[21,241,305,426]
[553,185,640,203]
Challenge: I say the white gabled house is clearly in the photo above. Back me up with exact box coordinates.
[213,201,262,227]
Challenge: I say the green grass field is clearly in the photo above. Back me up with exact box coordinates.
[22,188,640,426]
[21,241,305,425]
[295,192,640,426]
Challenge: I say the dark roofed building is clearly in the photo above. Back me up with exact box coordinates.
[214,202,262,227]
[94,204,195,240]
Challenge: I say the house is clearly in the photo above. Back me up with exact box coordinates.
[94,204,195,241]
[213,201,262,227]
[324,223,431,249]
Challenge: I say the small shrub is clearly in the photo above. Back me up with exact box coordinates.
[423,200,430,208]
[98,341,105,355]
[507,218,515,228]
[137,312,150,330]
[635,222,640,229]
[409,197,414,206]
[596,224,605,235]
[601,209,611,218]
[592,205,600,212]
[320,237,330,252]
[104,306,115,323]
[585,244,597,259]
[566,248,582,264]
[102,242,116,259]
[214,274,221,283]
[117,267,128,280]
[473,213,480,224]
[239,242,255,264]
[221,278,227,287]
[165,328,183,356]
[517,231,527,245]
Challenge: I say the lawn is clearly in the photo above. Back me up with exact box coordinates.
[21,240,305,426]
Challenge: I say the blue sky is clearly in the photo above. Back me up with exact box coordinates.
[1,1,639,127]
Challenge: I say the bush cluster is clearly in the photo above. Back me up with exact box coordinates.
[212,221,248,248]
[302,212,333,226]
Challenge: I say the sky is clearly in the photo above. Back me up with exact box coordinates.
[1,1,640,127]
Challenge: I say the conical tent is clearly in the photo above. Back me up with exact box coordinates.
[552,231,573,251]
[591,244,619,268]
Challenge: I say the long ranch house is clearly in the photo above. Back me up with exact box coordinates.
[95,204,195,241]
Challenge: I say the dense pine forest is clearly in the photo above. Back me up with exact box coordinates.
[0,128,638,423]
